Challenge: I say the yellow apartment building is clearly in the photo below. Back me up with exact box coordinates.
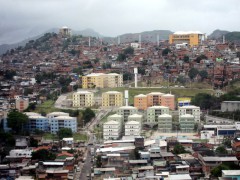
[102,91,123,107]
[169,31,205,46]
[82,73,123,89]
[72,91,94,107]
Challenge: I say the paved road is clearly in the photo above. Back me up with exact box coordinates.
[79,147,92,180]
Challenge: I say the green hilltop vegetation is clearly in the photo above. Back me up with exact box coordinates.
[225,31,240,41]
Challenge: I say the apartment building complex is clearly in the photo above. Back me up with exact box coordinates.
[125,121,141,136]
[117,106,138,122]
[179,114,195,132]
[72,91,94,107]
[158,114,172,132]
[134,92,175,110]
[102,91,123,107]
[82,73,123,89]
[147,106,170,124]
[169,31,205,47]
[103,120,122,140]
[50,116,77,134]
[179,105,200,122]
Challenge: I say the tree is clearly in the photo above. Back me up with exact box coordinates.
[72,67,83,75]
[96,155,102,168]
[82,108,95,124]
[138,67,145,75]
[172,143,186,154]
[117,53,127,62]
[29,137,38,147]
[211,163,230,177]
[196,54,207,63]
[4,69,16,80]
[215,146,228,155]
[177,75,186,85]
[58,128,73,140]
[7,110,29,134]
[124,46,134,55]
[162,48,171,56]
[199,70,208,81]
[188,68,199,80]
[31,149,56,161]
[183,55,190,63]
[191,93,219,110]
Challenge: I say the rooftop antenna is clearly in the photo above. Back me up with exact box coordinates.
[89,37,91,47]
[124,90,129,106]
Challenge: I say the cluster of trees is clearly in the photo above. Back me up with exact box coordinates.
[7,109,29,134]
[188,68,208,81]
[82,108,96,124]
[3,69,16,80]
[117,46,134,61]
[102,62,111,69]
[191,93,219,110]
[172,143,188,154]
[35,72,57,84]
[82,60,93,68]
[162,48,171,56]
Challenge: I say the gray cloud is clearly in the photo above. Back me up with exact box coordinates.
[0,0,240,44]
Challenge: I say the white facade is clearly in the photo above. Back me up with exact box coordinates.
[179,105,200,122]
[50,116,77,134]
[158,114,172,132]
[179,114,195,132]
[103,120,121,140]
[128,114,143,124]
[221,101,240,112]
[8,149,33,158]
[117,106,138,122]
[125,121,141,136]
[72,91,94,107]
[147,106,169,123]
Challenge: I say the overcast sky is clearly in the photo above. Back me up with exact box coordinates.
[0,0,240,44]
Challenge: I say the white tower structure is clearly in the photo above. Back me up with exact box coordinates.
[124,90,129,106]
[157,34,160,46]
[89,37,91,47]
[223,35,225,44]
[134,68,138,88]
[118,36,120,45]
[139,34,141,49]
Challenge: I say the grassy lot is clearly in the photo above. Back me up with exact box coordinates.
[43,132,88,141]
[73,133,88,141]
[35,100,60,114]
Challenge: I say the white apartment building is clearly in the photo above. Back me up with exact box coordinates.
[158,114,172,132]
[103,120,122,140]
[7,149,33,158]
[125,121,141,136]
[179,114,195,132]
[50,116,77,134]
[128,114,143,124]
[179,105,200,122]
[117,106,138,122]
[72,91,94,107]
[147,106,170,124]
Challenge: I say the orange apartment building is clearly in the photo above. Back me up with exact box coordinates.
[134,92,175,110]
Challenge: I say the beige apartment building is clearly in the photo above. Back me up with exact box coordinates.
[82,73,123,89]
[102,91,123,107]
[72,91,94,107]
